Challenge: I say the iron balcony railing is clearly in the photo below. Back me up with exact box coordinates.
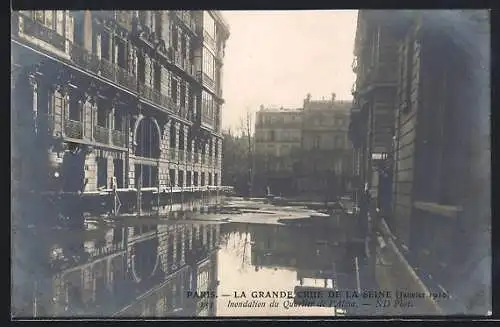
[70,43,138,93]
[138,83,177,113]
[173,51,182,68]
[19,13,66,51]
[203,30,216,49]
[197,72,216,90]
[201,114,215,127]
[64,119,83,139]
[111,129,126,147]
[94,125,109,144]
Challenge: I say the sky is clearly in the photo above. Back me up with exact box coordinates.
[220,10,358,132]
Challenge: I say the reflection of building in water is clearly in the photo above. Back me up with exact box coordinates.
[249,225,298,269]
[17,222,221,317]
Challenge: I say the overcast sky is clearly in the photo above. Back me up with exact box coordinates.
[220,10,358,131]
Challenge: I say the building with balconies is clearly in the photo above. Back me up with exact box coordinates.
[297,93,352,196]
[11,10,230,208]
[349,10,490,314]
[254,105,303,195]
[12,218,220,317]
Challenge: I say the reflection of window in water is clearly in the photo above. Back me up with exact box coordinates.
[156,297,165,316]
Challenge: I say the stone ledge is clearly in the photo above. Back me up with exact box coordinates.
[413,201,463,218]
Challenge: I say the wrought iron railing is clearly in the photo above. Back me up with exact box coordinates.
[64,119,83,139]
[203,30,216,49]
[94,125,109,144]
[173,51,182,68]
[70,43,138,93]
[200,72,215,90]
[201,114,214,127]
[111,129,126,147]
[20,14,66,51]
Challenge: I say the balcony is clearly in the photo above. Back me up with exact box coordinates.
[94,125,109,144]
[138,84,175,112]
[196,72,215,91]
[173,51,182,69]
[19,14,66,52]
[111,129,126,147]
[64,119,83,139]
[70,43,138,93]
[201,114,214,127]
[203,30,216,49]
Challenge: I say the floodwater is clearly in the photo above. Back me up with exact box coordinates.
[12,197,361,318]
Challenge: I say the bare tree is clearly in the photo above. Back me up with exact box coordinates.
[238,108,254,198]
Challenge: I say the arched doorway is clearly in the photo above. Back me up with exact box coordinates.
[134,117,161,188]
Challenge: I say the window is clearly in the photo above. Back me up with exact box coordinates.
[97,157,108,188]
[313,136,320,149]
[172,27,178,50]
[161,67,170,96]
[181,34,187,58]
[180,82,186,108]
[94,34,102,59]
[171,78,178,104]
[101,32,110,60]
[203,12,216,39]
[44,11,53,28]
[68,94,81,121]
[202,48,215,80]
[56,11,64,35]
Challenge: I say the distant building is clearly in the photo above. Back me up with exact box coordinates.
[254,105,303,195]
[297,93,352,196]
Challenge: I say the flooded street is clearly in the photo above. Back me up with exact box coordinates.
[12,197,361,318]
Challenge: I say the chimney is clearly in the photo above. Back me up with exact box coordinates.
[304,93,312,108]
[259,104,264,111]
[331,93,336,102]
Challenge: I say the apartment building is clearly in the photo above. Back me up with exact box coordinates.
[11,10,229,202]
[350,10,490,313]
[254,105,303,195]
[298,93,352,195]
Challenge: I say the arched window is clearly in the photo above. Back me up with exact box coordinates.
[135,117,160,158]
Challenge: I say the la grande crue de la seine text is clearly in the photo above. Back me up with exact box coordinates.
[186,290,449,300]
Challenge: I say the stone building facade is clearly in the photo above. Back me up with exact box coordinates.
[253,96,352,197]
[350,10,490,314]
[254,106,302,194]
[298,94,352,195]
[11,10,229,199]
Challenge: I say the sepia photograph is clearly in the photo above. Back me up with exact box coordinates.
[11,9,491,318]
